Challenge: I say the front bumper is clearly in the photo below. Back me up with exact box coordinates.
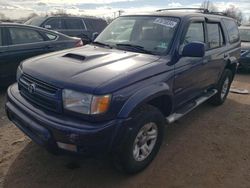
[5,84,128,156]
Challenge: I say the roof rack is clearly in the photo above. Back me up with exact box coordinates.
[156,8,229,17]
[156,8,209,13]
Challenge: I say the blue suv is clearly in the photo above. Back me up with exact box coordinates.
[6,9,240,173]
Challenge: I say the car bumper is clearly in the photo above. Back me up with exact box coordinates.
[5,84,129,156]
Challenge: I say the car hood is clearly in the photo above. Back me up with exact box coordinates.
[22,45,161,94]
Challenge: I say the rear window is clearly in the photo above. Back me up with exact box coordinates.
[64,18,85,30]
[25,17,45,26]
[223,19,240,43]
[9,27,44,45]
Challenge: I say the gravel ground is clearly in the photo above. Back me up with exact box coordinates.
[0,73,250,188]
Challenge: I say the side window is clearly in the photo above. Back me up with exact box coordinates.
[207,23,224,49]
[223,19,240,43]
[0,28,2,46]
[9,28,44,45]
[45,19,63,30]
[45,33,57,40]
[64,18,85,30]
[184,22,205,44]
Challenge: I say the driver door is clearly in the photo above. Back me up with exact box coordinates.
[173,19,207,109]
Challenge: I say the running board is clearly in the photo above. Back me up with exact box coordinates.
[166,89,218,124]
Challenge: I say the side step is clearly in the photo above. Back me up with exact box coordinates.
[166,89,217,124]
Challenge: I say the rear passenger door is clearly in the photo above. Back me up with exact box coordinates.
[174,19,207,109]
[203,20,227,87]
[4,27,48,81]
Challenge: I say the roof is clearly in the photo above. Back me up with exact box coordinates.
[122,9,234,20]
[33,15,105,20]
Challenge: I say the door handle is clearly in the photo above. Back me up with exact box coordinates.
[46,45,54,49]
[224,54,229,59]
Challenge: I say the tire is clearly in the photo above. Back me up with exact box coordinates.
[208,69,233,106]
[113,105,165,174]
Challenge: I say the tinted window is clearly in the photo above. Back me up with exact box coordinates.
[46,18,64,29]
[207,23,224,49]
[65,18,85,30]
[84,18,107,32]
[46,33,57,40]
[223,19,239,43]
[184,22,205,44]
[9,28,44,45]
[0,28,2,46]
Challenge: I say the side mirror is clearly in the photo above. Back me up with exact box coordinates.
[92,32,99,41]
[44,25,52,29]
[182,42,205,57]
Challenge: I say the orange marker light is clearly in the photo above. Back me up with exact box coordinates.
[91,95,111,114]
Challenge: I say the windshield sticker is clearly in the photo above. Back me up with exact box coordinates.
[153,18,177,28]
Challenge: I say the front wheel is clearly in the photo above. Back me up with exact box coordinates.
[208,69,233,106]
[113,105,165,174]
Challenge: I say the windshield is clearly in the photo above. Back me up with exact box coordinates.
[95,16,179,55]
[239,28,250,42]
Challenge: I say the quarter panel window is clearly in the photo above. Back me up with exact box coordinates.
[223,19,240,43]
[184,22,205,44]
[9,28,44,45]
[46,33,57,40]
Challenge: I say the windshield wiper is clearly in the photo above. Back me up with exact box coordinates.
[92,41,112,48]
[116,43,155,55]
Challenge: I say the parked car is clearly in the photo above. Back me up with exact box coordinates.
[0,23,83,87]
[6,9,240,173]
[239,26,250,71]
[25,16,107,44]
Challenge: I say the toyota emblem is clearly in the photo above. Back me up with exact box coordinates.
[28,83,36,94]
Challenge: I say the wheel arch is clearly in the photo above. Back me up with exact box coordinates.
[117,82,173,119]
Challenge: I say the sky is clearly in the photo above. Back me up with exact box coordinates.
[0,0,249,21]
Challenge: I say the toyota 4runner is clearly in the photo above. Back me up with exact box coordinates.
[6,9,241,173]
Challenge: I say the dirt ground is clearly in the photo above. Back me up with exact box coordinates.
[0,73,250,188]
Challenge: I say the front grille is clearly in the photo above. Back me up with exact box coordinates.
[18,74,62,113]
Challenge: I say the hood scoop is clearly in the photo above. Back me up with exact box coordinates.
[63,53,86,62]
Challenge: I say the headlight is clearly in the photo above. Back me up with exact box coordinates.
[62,89,111,115]
[16,66,23,81]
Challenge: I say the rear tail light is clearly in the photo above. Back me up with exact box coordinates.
[75,40,83,47]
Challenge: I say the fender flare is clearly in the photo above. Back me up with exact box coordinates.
[117,82,172,118]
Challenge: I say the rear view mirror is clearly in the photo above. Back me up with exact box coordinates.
[44,25,52,29]
[182,42,205,57]
[92,32,99,41]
